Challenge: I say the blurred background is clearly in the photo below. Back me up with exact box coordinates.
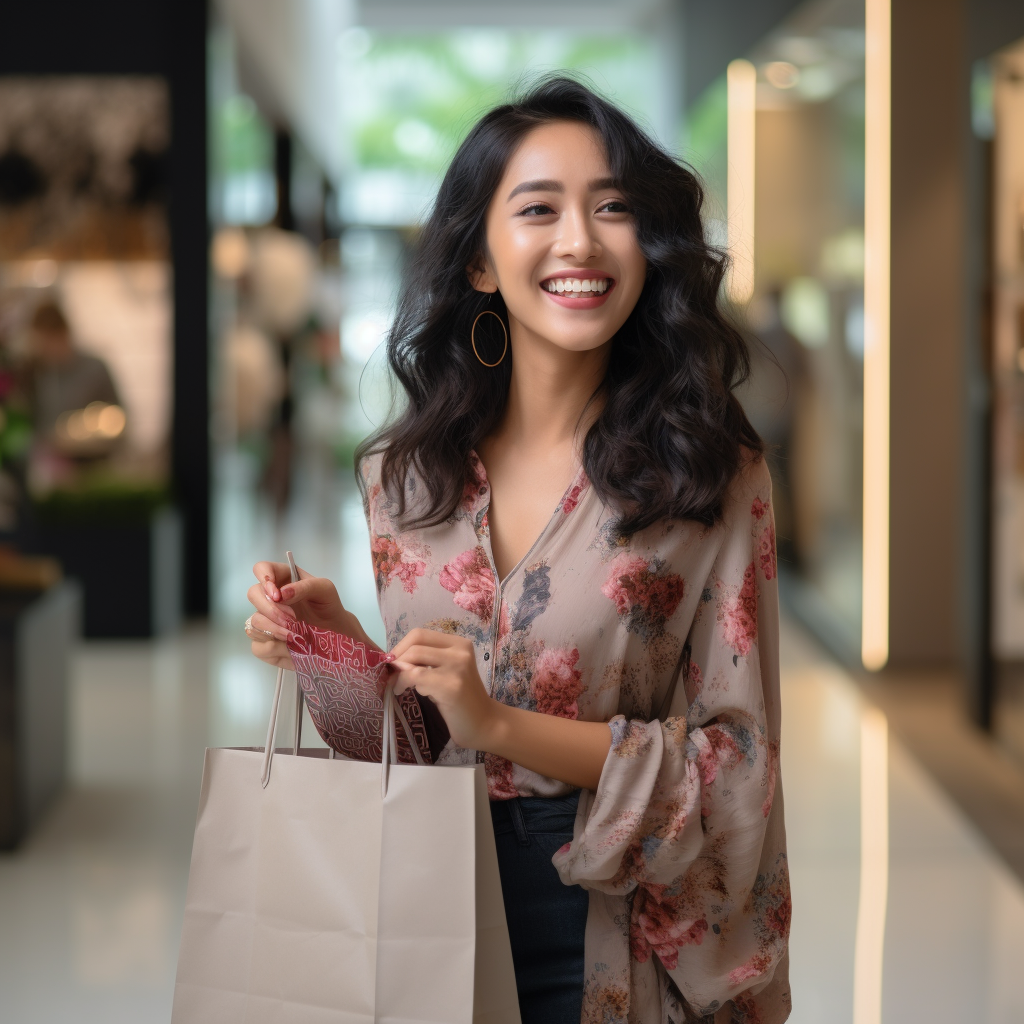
[2,0,1024,1021]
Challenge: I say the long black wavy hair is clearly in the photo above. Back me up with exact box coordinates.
[356,75,762,534]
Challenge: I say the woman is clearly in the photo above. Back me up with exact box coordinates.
[246,77,791,1024]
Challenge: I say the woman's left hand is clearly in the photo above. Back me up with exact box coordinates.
[390,629,496,751]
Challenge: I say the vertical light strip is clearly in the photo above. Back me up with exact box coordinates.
[852,706,889,1024]
[862,0,891,670]
[726,58,756,305]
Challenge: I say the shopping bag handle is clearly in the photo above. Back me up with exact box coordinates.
[260,551,301,788]
[259,550,425,792]
[381,685,426,797]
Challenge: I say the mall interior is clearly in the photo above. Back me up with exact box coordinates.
[1,0,1024,1021]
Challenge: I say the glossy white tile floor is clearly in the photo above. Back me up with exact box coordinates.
[2,472,1024,1022]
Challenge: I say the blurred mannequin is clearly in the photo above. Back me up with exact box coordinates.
[25,300,120,438]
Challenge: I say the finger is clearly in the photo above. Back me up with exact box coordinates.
[390,644,450,669]
[249,637,294,672]
[247,583,297,627]
[253,561,292,602]
[246,612,294,643]
[390,628,460,658]
[391,664,433,695]
[278,575,335,606]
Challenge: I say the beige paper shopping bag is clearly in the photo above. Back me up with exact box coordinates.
[171,673,520,1024]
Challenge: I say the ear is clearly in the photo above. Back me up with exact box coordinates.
[466,253,498,294]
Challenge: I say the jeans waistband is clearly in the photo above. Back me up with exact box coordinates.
[490,791,581,846]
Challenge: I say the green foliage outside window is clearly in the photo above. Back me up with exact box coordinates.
[343,32,659,177]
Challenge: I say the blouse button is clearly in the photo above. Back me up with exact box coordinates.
[483,652,490,661]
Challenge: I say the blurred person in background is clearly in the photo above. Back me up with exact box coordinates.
[25,299,120,433]
[23,299,125,483]
[246,78,790,1023]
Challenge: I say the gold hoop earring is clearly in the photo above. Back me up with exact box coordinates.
[470,309,508,367]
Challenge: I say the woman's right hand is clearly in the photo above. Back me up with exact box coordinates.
[245,560,375,670]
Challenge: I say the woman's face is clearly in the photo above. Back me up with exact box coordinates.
[472,121,646,355]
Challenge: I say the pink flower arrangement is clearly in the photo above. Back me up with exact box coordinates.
[721,561,758,657]
[531,646,584,718]
[371,534,427,595]
[439,546,497,623]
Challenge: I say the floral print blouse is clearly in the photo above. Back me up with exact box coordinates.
[360,451,791,1024]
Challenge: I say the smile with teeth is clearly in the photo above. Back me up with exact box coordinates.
[543,278,611,294]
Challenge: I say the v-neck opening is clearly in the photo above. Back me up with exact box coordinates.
[470,449,585,589]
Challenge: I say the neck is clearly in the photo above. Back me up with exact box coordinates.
[494,314,609,457]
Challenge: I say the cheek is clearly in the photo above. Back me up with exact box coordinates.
[492,233,548,299]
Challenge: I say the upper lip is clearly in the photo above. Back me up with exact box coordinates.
[540,269,613,284]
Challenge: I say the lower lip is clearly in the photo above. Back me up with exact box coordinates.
[541,282,614,309]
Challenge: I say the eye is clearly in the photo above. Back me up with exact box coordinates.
[517,202,556,217]
[598,199,630,214]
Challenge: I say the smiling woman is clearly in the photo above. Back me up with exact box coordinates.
[248,76,790,1024]
[364,78,761,539]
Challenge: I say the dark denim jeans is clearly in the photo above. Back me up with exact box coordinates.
[490,792,588,1024]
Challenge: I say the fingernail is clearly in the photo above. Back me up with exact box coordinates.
[281,585,294,600]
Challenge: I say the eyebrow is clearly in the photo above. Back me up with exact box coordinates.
[506,176,620,202]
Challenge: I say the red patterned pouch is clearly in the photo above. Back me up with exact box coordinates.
[286,622,432,764]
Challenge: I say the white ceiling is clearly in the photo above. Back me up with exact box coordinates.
[354,0,672,31]
[216,0,682,184]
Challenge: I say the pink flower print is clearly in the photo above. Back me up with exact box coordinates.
[531,646,584,719]
[757,518,777,580]
[630,888,708,971]
[484,753,518,800]
[728,953,772,986]
[601,554,685,639]
[439,546,497,623]
[683,658,704,706]
[732,995,766,1024]
[694,724,742,786]
[767,890,792,937]
[462,454,489,511]
[371,534,400,580]
[751,496,769,521]
[602,555,647,616]
[371,534,427,595]
[560,476,589,514]
[721,561,758,657]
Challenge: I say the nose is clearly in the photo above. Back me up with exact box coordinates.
[556,204,602,263]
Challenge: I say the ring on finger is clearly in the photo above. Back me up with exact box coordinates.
[244,616,276,640]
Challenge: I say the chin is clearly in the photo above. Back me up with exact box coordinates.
[548,333,614,354]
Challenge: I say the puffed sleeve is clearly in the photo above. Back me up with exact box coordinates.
[553,459,791,1019]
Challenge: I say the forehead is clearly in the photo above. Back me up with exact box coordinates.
[499,121,611,188]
